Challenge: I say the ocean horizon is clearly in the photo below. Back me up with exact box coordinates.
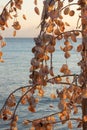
[0,38,82,130]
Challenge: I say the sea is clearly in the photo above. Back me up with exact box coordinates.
[0,38,82,130]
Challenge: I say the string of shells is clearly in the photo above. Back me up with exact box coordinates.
[29,0,85,129]
[0,0,26,61]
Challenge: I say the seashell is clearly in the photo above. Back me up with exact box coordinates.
[34,7,40,15]
[1,41,6,48]
[46,25,53,33]
[64,7,70,15]
[0,17,5,26]
[57,35,63,40]
[59,14,63,19]
[41,65,49,75]
[58,1,63,9]
[55,76,62,83]
[15,4,22,10]
[34,0,37,5]
[54,28,61,35]
[46,44,55,53]
[35,46,44,53]
[28,106,36,112]
[54,19,59,25]
[13,30,16,37]
[50,39,56,46]
[43,55,49,61]
[64,51,71,58]
[77,44,83,52]
[22,14,26,20]
[0,26,5,30]
[69,10,75,16]
[48,5,54,11]
[64,40,70,45]
[60,25,65,32]
[0,51,3,57]
[58,20,64,27]
[12,21,21,30]
[31,58,40,68]
[60,64,68,73]
[71,33,77,42]
[60,64,71,74]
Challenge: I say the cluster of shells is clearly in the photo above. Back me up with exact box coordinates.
[0,0,26,61]
[29,0,87,129]
[30,0,83,85]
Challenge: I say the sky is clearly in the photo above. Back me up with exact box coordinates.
[0,0,43,37]
[0,0,80,38]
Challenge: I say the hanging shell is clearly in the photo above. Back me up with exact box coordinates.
[64,7,70,15]
[64,40,70,45]
[71,33,77,42]
[77,44,83,52]
[69,10,75,16]
[46,44,55,53]
[64,51,71,58]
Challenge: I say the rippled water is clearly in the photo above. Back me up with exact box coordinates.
[0,38,82,129]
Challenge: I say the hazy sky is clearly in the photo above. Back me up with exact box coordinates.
[0,0,43,37]
[0,0,80,38]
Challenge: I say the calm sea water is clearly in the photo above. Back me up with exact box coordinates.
[0,38,82,130]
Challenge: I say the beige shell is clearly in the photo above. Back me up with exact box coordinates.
[1,41,6,48]
[54,28,61,35]
[34,0,37,5]
[55,76,62,83]
[0,17,5,26]
[64,40,70,45]
[12,21,21,30]
[34,7,40,15]
[60,64,71,74]
[13,30,16,37]
[64,7,70,15]
[77,44,83,52]
[43,55,49,61]
[46,25,53,33]
[60,64,68,73]
[71,33,77,42]
[69,10,75,16]
[64,51,71,58]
